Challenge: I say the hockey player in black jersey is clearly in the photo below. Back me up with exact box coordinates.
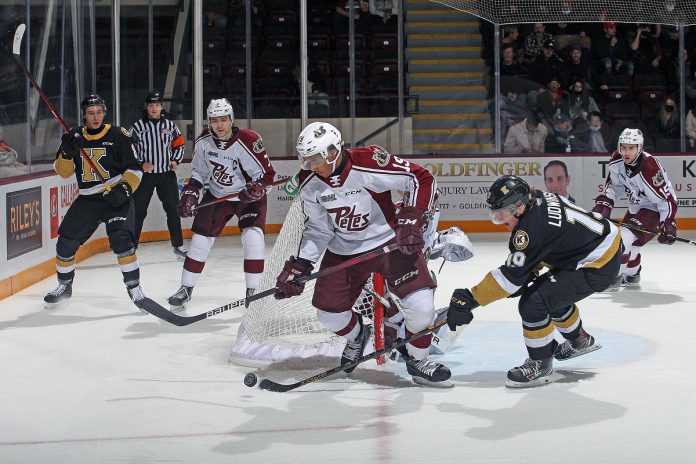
[447,175,621,387]
[44,95,148,310]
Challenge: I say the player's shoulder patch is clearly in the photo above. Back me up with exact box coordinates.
[121,127,132,138]
[512,229,530,251]
[252,138,265,153]
[652,169,664,187]
[370,145,391,167]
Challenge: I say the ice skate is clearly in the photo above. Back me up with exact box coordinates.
[43,283,72,309]
[555,329,602,361]
[603,274,624,292]
[506,357,554,388]
[406,356,453,388]
[172,246,187,260]
[341,320,372,374]
[127,285,148,313]
[168,285,193,312]
[623,266,641,288]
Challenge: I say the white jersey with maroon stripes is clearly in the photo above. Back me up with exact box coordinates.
[602,151,678,222]
[191,127,275,199]
[296,146,437,262]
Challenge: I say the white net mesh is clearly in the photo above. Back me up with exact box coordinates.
[431,0,696,25]
[229,197,381,367]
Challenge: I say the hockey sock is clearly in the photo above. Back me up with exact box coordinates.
[182,234,215,287]
[117,250,140,288]
[55,255,76,284]
[317,309,360,339]
[552,304,582,340]
[241,227,264,290]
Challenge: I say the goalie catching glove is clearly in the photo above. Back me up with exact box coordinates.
[275,256,314,299]
[447,288,479,331]
[395,206,424,255]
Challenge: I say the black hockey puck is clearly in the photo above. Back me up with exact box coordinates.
[244,373,258,387]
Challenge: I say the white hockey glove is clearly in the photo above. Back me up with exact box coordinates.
[428,227,474,262]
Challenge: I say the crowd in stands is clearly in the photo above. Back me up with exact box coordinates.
[500,21,696,153]
[202,0,401,119]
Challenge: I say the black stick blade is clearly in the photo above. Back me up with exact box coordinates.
[258,378,297,392]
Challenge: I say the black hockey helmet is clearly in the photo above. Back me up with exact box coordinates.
[81,94,107,115]
[487,175,531,212]
[145,91,163,105]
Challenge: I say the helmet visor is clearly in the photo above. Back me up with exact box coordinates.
[299,153,327,170]
[488,203,518,224]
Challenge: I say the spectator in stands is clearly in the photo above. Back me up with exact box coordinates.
[567,79,599,123]
[650,95,680,139]
[504,112,548,154]
[204,0,228,29]
[0,125,28,178]
[530,40,564,87]
[501,44,526,76]
[537,76,569,125]
[502,25,524,61]
[586,111,613,153]
[563,44,591,88]
[686,102,696,149]
[368,0,398,33]
[660,26,682,90]
[593,21,633,76]
[630,24,661,74]
[545,113,590,153]
[500,82,530,136]
[334,0,369,33]
[524,23,554,62]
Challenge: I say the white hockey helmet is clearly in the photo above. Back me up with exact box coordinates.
[207,98,234,121]
[617,128,643,153]
[296,122,343,170]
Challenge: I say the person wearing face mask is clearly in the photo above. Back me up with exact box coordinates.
[650,96,680,140]
[586,111,613,153]
[686,102,696,149]
[567,79,599,123]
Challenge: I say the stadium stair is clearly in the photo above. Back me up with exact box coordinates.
[406,0,493,154]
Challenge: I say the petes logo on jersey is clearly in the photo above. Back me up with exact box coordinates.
[326,205,369,231]
[652,170,664,187]
[209,160,236,186]
[253,139,265,153]
[372,146,391,167]
[512,230,529,250]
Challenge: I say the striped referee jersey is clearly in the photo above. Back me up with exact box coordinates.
[130,116,185,173]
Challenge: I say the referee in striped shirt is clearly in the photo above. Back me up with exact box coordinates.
[130,91,187,259]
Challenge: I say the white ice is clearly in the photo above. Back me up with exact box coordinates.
[1,233,695,463]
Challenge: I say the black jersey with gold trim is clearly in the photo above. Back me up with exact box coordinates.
[54,124,143,196]
[471,191,621,306]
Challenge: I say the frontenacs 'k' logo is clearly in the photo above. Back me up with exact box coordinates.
[326,205,369,231]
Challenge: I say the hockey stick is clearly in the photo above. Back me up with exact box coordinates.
[610,219,696,246]
[257,318,451,392]
[139,243,399,327]
[192,177,293,211]
[13,24,111,191]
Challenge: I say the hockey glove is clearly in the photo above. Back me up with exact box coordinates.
[275,256,314,299]
[238,180,266,203]
[447,288,479,331]
[59,128,84,159]
[592,194,614,218]
[395,206,425,255]
[177,185,201,217]
[658,219,677,245]
[103,183,133,208]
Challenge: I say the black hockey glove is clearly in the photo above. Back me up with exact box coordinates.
[395,206,425,255]
[447,288,479,331]
[104,183,133,208]
[238,180,266,203]
[658,219,677,245]
[275,256,313,300]
[59,128,84,159]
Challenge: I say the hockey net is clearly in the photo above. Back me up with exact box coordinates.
[229,197,385,368]
[431,0,696,25]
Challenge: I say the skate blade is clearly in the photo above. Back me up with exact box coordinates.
[555,343,602,361]
[505,372,557,388]
[169,304,187,313]
[43,299,69,310]
[412,376,454,388]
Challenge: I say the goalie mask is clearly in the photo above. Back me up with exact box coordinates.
[487,175,531,224]
[207,98,234,121]
[296,122,343,171]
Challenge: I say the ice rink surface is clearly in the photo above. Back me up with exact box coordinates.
[1,233,695,463]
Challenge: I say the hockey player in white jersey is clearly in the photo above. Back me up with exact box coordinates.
[168,98,275,309]
[592,128,678,289]
[274,122,452,387]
